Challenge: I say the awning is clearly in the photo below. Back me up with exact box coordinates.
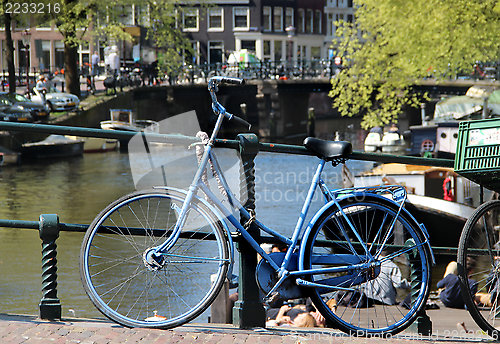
[434,86,500,121]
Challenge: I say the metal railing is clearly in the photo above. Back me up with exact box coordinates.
[0,122,454,332]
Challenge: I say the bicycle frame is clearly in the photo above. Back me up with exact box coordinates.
[149,78,427,298]
[152,139,415,296]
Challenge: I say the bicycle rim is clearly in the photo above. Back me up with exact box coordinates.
[458,200,500,338]
[80,190,230,329]
[303,195,430,336]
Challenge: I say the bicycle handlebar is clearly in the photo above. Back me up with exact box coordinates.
[231,115,251,131]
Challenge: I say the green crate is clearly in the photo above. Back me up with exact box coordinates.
[455,118,500,192]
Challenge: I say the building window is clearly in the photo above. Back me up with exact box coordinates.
[297,9,305,33]
[327,13,333,36]
[233,7,249,30]
[208,8,223,31]
[306,9,313,33]
[285,8,294,28]
[347,14,353,23]
[263,6,271,31]
[314,10,321,34]
[136,4,150,27]
[55,40,64,70]
[348,0,353,7]
[241,40,256,52]
[263,40,271,57]
[273,7,283,32]
[17,40,29,69]
[274,40,282,62]
[208,41,224,64]
[183,8,199,32]
[311,46,321,59]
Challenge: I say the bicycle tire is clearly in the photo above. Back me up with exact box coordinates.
[301,194,431,336]
[80,189,230,329]
[457,200,500,338]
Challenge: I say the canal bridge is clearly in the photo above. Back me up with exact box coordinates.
[127,78,499,146]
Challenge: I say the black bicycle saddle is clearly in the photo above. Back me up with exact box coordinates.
[303,137,352,161]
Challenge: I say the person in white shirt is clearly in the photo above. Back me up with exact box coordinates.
[363,251,410,305]
[35,75,48,104]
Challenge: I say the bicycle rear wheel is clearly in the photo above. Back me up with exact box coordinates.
[80,189,230,329]
[302,194,431,336]
[458,200,500,338]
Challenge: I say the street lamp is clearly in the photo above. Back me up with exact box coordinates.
[21,30,31,96]
[285,26,295,75]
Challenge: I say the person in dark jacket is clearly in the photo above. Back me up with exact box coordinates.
[437,260,477,309]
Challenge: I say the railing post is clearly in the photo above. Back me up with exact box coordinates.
[233,133,266,328]
[406,239,432,335]
[38,214,62,320]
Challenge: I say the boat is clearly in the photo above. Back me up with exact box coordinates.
[66,136,119,153]
[0,146,20,166]
[100,109,159,151]
[354,163,487,247]
[100,109,159,133]
[21,135,84,159]
[409,121,458,159]
[409,86,500,158]
[364,131,406,154]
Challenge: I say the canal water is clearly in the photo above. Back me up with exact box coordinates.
[0,149,447,320]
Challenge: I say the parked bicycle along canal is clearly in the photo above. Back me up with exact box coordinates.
[0,149,447,321]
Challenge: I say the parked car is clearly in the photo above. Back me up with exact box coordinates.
[30,86,80,112]
[0,102,33,122]
[0,92,50,122]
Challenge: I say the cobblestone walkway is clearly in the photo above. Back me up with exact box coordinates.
[0,310,494,344]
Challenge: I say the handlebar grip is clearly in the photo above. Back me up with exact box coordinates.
[212,76,245,86]
[232,115,251,131]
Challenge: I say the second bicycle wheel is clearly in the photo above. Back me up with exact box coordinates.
[80,189,230,329]
[302,194,431,336]
[458,200,500,338]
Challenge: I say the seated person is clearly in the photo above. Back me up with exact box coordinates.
[474,257,500,307]
[437,260,477,309]
[363,251,410,305]
[266,299,325,327]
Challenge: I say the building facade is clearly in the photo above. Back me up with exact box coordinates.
[324,0,354,59]
[184,0,327,65]
[0,0,344,75]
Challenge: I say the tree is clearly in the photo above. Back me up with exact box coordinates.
[145,1,199,79]
[329,0,500,129]
[1,2,15,93]
[0,1,35,93]
[52,0,192,95]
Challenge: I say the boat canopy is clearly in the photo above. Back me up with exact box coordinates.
[434,86,500,121]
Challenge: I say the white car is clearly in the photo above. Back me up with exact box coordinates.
[30,86,80,112]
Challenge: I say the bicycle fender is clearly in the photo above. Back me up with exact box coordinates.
[351,192,435,264]
[298,192,434,270]
[153,186,236,277]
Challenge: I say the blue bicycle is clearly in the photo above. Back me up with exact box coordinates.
[80,77,433,336]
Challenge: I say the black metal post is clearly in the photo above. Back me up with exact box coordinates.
[38,214,62,320]
[406,239,432,335]
[233,133,266,328]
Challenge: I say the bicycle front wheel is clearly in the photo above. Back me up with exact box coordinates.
[80,189,230,329]
[302,194,431,336]
[458,200,500,338]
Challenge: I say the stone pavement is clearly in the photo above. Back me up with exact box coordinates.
[0,307,495,344]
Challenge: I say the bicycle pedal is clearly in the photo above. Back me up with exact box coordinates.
[263,292,281,306]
